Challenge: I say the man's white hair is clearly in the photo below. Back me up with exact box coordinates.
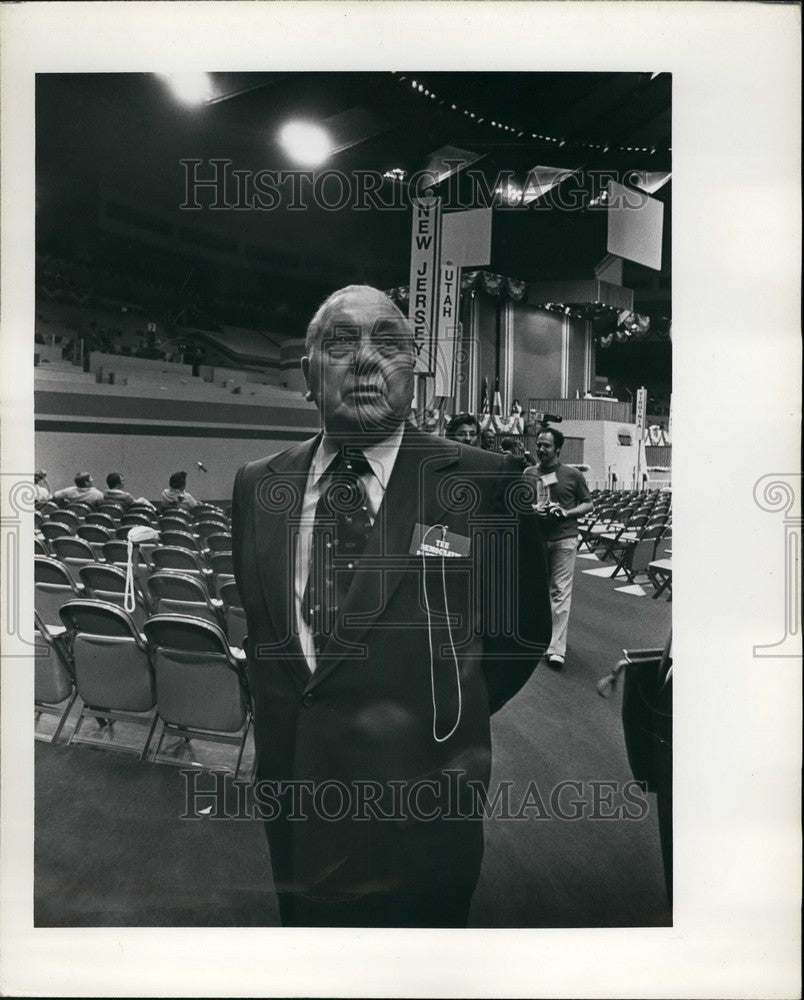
[304,285,409,355]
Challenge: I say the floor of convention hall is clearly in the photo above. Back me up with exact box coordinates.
[34,555,671,928]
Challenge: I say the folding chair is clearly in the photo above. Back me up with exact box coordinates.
[35,556,83,632]
[610,523,666,583]
[208,551,235,595]
[102,538,153,580]
[593,513,650,562]
[34,612,77,743]
[146,571,224,627]
[59,599,158,759]
[109,525,159,567]
[160,529,203,553]
[159,516,193,534]
[78,523,114,558]
[160,506,193,522]
[97,503,125,520]
[205,531,233,554]
[577,505,615,553]
[121,511,157,529]
[143,614,251,778]
[66,502,92,519]
[79,563,152,630]
[192,504,227,522]
[219,580,247,650]
[195,519,229,543]
[41,520,76,543]
[127,504,158,518]
[48,509,80,531]
[648,558,673,600]
[150,546,214,593]
[51,535,98,586]
[85,512,117,529]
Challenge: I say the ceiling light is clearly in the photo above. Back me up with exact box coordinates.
[278,121,331,166]
[163,72,213,106]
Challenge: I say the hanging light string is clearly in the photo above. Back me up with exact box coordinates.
[393,74,671,157]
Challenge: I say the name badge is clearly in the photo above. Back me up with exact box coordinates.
[540,471,558,487]
[409,522,471,558]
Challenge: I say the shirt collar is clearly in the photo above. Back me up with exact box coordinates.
[311,422,406,491]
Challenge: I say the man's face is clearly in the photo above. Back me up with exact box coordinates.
[452,423,479,446]
[302,288,415,441]
[535,433,559,466]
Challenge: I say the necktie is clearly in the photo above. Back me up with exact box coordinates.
[304,448,373,658]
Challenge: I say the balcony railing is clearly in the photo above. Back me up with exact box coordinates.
[528,398,632,422]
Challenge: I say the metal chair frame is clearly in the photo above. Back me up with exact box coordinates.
[59,599,158,759]
[143,614,252,778]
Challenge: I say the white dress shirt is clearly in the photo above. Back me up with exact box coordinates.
[295,423,406,672]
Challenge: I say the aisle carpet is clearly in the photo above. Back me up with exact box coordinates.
[35,556,671,927]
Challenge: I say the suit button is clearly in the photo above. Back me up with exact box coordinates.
[302,692,315,707]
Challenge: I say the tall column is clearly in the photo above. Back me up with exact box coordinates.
[560,316,570,397]
[753,473,802,657]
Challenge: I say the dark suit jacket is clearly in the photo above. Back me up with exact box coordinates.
[232,422,550,921]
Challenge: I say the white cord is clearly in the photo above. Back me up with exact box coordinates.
[420,524,462,743]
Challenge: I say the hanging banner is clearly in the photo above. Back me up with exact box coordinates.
[634,386,648,485]
[433,207,492,396]
[635,386,648,438]
[408,196,442,374]
[433,263,461,397]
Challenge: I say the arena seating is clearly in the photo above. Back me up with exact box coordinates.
[578,488,672,597]
[34,483,671,770]
[35,498,251,773]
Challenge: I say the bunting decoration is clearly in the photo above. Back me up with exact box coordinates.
[492,377,503,416]
[479,375,524,435]
[596,312,669,349]
[386,269,527,308]
[645,424,671,446]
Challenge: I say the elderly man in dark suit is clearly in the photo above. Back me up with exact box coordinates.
[232,285,550,927]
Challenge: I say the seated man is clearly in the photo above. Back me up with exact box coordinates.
[103,472,155,511]
[52,472,104,508]
[34,470,51,507]
[160,470,201,511]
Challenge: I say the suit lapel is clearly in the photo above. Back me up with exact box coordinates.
[253,434,320,687]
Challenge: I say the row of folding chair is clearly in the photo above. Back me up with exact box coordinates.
[35,556,246,647]
[577,496,670,552]
[38,528,233,566]
[36,538,235,596]
[38,500,230,527]
[35,601,251,777]
[606,520,672,584]
[39,519,233,555]
[592,510,671,563]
